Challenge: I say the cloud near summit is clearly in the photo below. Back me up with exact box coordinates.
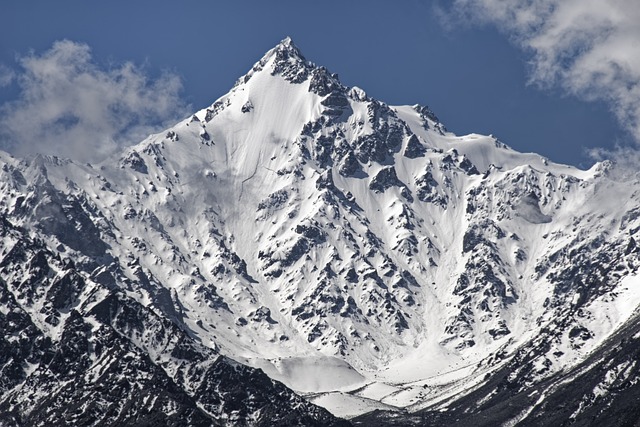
[449,0,640,152]
[0,40,189,162]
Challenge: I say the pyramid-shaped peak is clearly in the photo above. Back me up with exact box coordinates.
[270,36,307,63]
[278,36,297,49]
[222,37,345,115]
[233,36,313,87]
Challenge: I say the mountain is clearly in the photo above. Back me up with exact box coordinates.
[1,37,640,426]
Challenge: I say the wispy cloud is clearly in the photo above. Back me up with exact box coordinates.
[0,64,15,87]
[0,40,189,162]
[447,0,640,153]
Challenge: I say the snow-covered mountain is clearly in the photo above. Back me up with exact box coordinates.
[2,37,640,426]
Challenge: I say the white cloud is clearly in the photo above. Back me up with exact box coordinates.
[0,40,189,162]
[448,0,640,146]
[0,64,15,87]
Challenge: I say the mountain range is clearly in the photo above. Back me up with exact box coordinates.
[1,37,640,426]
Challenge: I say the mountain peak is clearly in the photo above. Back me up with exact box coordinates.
[262,36,306,65]
[233,36,311,88]
[277,36,300,54]
[266,36,310,83]
[3,37,640,427]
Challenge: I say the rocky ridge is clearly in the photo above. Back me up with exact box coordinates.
[0,38,640,425]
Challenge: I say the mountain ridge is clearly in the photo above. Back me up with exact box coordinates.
[1,37,640,425]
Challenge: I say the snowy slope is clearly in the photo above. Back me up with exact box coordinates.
[1,37,640,425]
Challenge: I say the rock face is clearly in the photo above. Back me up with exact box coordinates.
[0,215,347,426]
[1,38,640,426]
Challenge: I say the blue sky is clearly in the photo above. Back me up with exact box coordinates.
[1,1,637,167]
